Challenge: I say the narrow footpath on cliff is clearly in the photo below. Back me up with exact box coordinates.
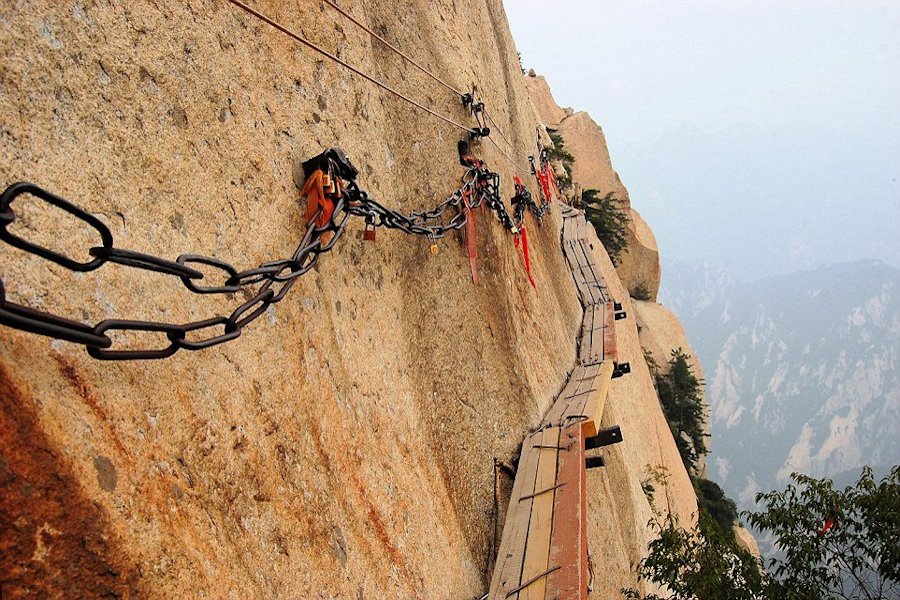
[1,3,702,598]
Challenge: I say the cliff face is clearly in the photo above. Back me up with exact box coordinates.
[527,77,661,302]
[633,300,709,478]
[2,3,698,598]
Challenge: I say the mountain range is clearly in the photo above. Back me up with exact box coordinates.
[661,259,900,519]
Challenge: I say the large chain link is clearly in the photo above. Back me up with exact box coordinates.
[0,180,352,360]
[511,184,551,228]
[0,150,534,360]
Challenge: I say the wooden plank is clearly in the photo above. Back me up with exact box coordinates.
[519,427,561,600]
[489,207,617,600]
[563,363,601,422]
[562,216,579,244]
[547,363,602,426]
[489,433,543,599]
[546,424,588,600]
[575,239,604,305]
[603,301,617,362]
[544,366,588,425]
[579,304,603,365]
[564,242,590,306]
[580,360,614,438]
[571,246,592,296]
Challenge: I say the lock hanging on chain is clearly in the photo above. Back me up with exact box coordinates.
[362,215,376,241]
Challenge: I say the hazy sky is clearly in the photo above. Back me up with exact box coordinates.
[505,0,900,281]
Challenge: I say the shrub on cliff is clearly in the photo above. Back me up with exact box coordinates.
[655,349,708,474]
[694,477,738,541]
[747,466,900,599]
[625,467,765,600]
[547,131,575,190]
[583,189,630,266]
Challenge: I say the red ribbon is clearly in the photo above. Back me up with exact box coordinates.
[515,226,536,288]
[464,191,478,284]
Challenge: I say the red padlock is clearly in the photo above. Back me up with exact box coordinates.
[362,217,376,241]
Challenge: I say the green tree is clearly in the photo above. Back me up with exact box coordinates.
[623,511,767,600]
[655,349,708,474]
[694,477,738,541]
[624,467,767,600]
[623,467,900,600]
[746,466,900,600]
[582,189,631,266]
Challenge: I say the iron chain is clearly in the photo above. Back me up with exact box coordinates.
[0,152,539,360]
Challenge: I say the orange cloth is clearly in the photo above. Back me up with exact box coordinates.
[302,169,336,228]
[515,226,536,289]
[464,191,478,284]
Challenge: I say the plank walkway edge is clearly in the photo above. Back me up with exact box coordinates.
[488,208,622,600]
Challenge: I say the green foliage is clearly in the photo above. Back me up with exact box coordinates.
[625,468,766,600]
[643,348,660,378]
[547,131,574,191]
[641,465,672,508]
[625,466,900,600]
[655,349,708,474]
[745,466,900,599]
[694,477,738,541]
[582,189,631,266]
[631,282,653,301]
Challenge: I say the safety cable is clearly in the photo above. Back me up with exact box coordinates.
[320,0,534,170]
[320,0,467,98]
[484,108,532,164]
[485,134,530,175]
[226,0,475,134]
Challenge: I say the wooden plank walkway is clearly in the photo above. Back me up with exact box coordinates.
[488,208,623,600]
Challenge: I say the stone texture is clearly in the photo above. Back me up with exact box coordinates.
[634,300,710,478]
[557,111,630,205]
[0,2,698,598]
[534,92,662,301]
[523,74,568,130]
[618,208,661,302]
[733,525,762,560]
[0,2,581,597]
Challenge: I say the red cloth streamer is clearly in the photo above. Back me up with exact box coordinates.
[515,226,536,289]
[548,168,563,204]
[536,168,551,205]
[302,169,337,228]
[817,518,836,536]
[464,192,478,284]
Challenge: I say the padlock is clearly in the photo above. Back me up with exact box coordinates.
[362,217,376,242]
[323,174,338,195]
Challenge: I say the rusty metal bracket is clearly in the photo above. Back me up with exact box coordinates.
[504,565,562,598]
[519,482,566,502]
[585,425,623,450]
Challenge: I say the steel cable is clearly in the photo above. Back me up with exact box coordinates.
[320,0,467,98]
[226,0,475,134]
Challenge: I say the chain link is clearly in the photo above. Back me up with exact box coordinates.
[0,149,542,360]
[512,183,551,228]
[0,176,350,359]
